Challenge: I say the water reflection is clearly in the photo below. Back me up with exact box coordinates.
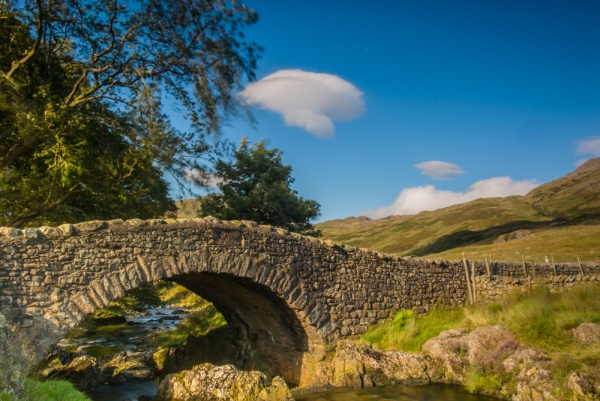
[295,383,500,401]
[86,379,158,401]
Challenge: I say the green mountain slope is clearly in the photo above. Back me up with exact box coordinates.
[317,158,600,257]
[525,157,600,219]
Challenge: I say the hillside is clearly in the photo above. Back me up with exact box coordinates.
[317,158,600,257]
[525,157,600,219]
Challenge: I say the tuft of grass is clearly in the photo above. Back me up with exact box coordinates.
[464,368,503,394]
[361,308,464,352]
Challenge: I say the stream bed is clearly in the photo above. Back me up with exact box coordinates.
[60,307,498,401]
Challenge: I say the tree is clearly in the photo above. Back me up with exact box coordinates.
[200,138,321,235]
[0,1,260,227]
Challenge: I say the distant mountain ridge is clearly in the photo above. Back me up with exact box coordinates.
[317,158,600,256]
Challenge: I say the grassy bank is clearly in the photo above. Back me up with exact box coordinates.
[361,284,600,394]
[0,379,91,401]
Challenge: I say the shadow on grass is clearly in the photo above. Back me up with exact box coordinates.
[413,213,600,256]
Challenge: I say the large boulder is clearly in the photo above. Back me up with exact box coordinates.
[0,316,26,398]
[422,325,518,383]
[44,355,103,390]
[572,323,600,345]
[155,363,293,401]
[100,350,156,384]
[502,348,554,401]
[314,341,430,389]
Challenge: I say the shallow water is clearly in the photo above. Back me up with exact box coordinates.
[88,382,500,401]
[294,383,500,401]
[59,306,184,400]
[86,379,158,401]
[58,306,186,357]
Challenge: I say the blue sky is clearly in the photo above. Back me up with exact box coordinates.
[201,0,600,222]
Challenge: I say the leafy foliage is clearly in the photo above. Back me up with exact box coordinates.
[200,137,321,235]
[0,1,260,227]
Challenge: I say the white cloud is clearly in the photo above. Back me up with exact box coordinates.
[239,69,365,138]
[576,137,600,156]
[363,177,539,219]
[184,169,223,188]
[414,160,464,180]
[575,137,600,166]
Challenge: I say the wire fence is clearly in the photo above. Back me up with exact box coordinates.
[461,253,599,266]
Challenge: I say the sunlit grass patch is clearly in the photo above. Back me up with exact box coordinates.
[158,283,210,310]
[152,304,226,349]
[361,308,464,352]
[0,379,92,401]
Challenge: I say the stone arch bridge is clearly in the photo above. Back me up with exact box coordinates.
[0,217,471,392]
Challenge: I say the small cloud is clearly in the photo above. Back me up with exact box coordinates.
[575,137,600,166]
[239,69,365,138]
[576,137,600,156]
[184,169,223,188]
[414,160,464,180]
[363,177,538,218]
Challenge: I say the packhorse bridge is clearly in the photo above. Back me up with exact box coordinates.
[1,217,599,395]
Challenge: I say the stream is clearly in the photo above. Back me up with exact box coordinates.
[59,308,499,401]
[294,383,500,401]
[57,306,186,401]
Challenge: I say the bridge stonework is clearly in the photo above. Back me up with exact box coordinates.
[1,217,599,395]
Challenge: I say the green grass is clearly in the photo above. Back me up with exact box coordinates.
[360,309,464,352]
[0,379,91,401]
[151,304,226,349]
[158,283,210,309]
[427,225,600,264]
[360,284,600,396]
[362,284,600,353]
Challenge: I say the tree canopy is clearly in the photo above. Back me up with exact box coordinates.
[200,138,321,235]
[0,0,260,228]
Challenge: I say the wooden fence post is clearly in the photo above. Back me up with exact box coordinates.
[578,256,584,277]
[485,256,491,277]
[521,254,528,277]
[551,255,557,276]
[463,253,473,305]
[471,260,477,303]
